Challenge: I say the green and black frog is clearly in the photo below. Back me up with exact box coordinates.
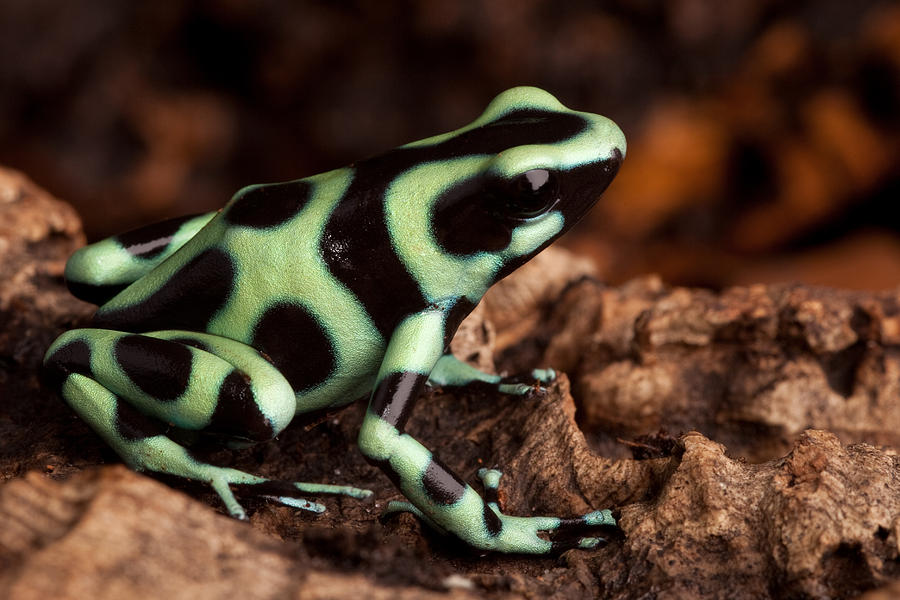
[44,86,625,554]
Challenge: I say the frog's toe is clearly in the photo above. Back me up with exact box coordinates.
[524,384,550,399]
[264,495,327,513]
[231,479,356,514]
[292,481,374,500]
[476,467,502,487]
[497,382,535,396]
[579,508,618,529]
[552,509,618,541]
[497,368,556,396]
[210,477,249,520]
[476,468,503,506]
[382,500,447,533]
[229,478,374,518]
[531,367,557,384]
[551,535,602,552]
[383,500,423,519]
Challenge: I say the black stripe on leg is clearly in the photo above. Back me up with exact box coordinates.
[366,457,404,491]
[93,248,235,333]
[43,339,93,393]
[555,514,618,537]
[422,455,466,506]
[548,514,618,551]
[114,335,193,401]
[549,538,583,553]
[206,370,273,442]
[483,484,499,507]
[483,503,503,537]
[368,371,427,429]
[115,397,166,441]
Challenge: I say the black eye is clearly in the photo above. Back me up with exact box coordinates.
[505,169,558,218]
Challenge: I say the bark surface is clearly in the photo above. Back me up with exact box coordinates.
[3,166,900,599]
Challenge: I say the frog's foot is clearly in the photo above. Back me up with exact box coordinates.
[112,426,372,519]
[144,453,375,517]
[383,466,616,553]
[198,473,374,518]
[486,507,617,553]
[476,468,617,552]
[428,354,557,397]
[496,368,557,396]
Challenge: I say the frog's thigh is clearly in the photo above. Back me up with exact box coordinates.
[45,329,372,518]
[44,328,296,445]
[65,212,216,306]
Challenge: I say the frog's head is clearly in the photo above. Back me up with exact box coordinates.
[378,86,624,301]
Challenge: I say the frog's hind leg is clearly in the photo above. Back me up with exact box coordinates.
[43,328,371,519]
[65,212,216,305]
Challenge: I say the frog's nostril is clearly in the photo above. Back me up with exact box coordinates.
[610,147,623,165]
[601,148,623,185]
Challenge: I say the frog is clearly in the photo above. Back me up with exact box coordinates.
[43,86,625,554]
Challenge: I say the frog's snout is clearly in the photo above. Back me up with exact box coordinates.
[589,145,623,203]
[555,145,623,227]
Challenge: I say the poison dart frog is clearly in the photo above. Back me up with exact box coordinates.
[44,87,625,554]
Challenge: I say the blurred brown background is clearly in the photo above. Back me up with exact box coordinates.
[1,0,899,290]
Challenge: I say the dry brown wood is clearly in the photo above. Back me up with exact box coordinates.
[3,166,900,598]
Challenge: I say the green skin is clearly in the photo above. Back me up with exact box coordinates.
[44,87,625,554]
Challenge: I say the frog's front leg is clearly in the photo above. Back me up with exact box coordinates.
[358,309,614,554]
[428,353,556,396]
[44,328,371,518]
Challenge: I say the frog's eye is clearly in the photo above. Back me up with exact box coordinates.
[502,169,559,218]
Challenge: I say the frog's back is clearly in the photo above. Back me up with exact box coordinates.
[91,169,387,404]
